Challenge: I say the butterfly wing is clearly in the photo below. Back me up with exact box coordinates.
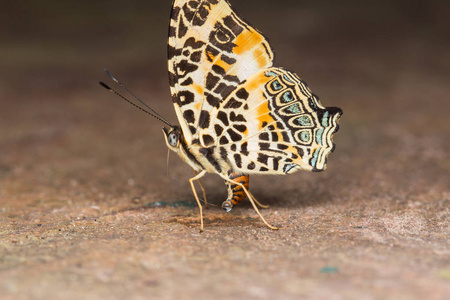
[202,67,342,174]
[168,0,274,144]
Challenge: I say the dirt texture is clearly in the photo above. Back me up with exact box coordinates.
[0,1,449,299]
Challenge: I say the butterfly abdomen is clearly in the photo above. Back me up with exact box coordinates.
[222,172,249,212]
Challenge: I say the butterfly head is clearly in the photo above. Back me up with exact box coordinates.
[163,126,182,151]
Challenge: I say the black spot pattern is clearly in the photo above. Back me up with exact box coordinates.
[180,78,193,86]
[226,129,242,142]
[259,133,269,141]
[223,97,243,109]
[168,71,177,87]
[220,147,228,160]
[236,88,249,100]
[202,134,214,146]
[241,142,249,155]
[176,61,198,77]
[178,17,188,38]
[214,83,236,98]
[295,147,304,158]
[184,37,205,49]
[271,132,279,142]
[257,153,269,165]
[219,136,229,145]
[190,51,202,62]
[259,143,271,151]
[175,91,195,106]
[206,73,220,90]
[229,112,246,122]
[233,124,247,133]
[199,110,210,129]
[205,92,221,107]
[214,124,224,136]
[281,132,290,142]
[205,45,219,62]
[273,157,281,170]
[223,15,244,36]
[167,45,181,60]
[221,54,236,64]
[217,111,229,126]
[209,22,236,52]
[234,154,242,168]
[183,110,195,124]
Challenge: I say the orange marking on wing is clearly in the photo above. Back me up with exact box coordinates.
[192,84,204,96]
[285,146,304,164]
[257,101,275,129]
[254,49,267,68]
[215,58,232,73]
[234,30,263,55]
[194,102,202,111]
[206,50,216,61]
[247,74,269,91]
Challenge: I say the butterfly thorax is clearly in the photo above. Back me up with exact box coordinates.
[163,126,231,175]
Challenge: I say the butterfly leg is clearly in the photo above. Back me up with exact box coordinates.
[222,172,249,212]
[193,170,208,209]
[219,173,278,230]
[248,191,270,209]
[189,170,207,232]
[222,174,269,210]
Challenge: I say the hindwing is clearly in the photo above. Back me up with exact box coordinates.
[168,0,274,143]
[201,67,342,174]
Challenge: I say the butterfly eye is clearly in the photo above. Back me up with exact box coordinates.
[168,132,179,147]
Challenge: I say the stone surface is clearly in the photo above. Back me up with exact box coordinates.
[0,1,449,299]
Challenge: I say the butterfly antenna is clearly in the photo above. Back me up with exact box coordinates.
[99,81,173,127]
[103,69,172,127]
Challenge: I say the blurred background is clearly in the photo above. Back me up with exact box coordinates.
[1,0,448,193]
[0,1,449,298]
[2,0,448,89]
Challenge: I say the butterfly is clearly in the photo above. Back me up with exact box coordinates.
[101,0,342,232]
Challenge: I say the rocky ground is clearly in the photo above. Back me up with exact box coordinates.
[0,1,449,299]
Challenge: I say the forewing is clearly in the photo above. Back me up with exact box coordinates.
[168,0,274,143]
[206,67,342,174]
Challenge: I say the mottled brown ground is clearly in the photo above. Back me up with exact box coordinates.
[0,1,449,299]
